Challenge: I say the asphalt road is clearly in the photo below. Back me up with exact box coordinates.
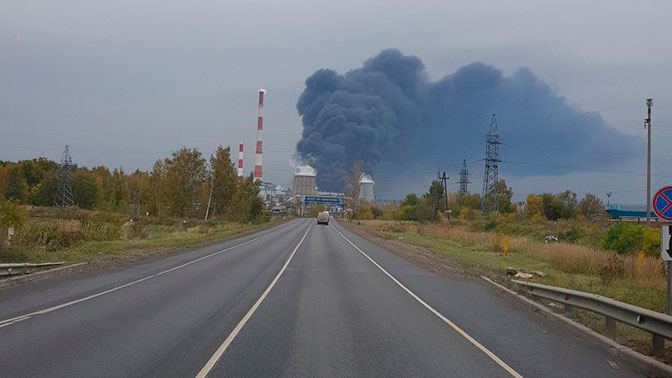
[0,218,644,377]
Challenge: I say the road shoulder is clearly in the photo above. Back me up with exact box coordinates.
[339,220,671,377]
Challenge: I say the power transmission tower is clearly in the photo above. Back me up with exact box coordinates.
[645,99,652,227]
[606,192,612,209]
[481,114,501,214]
[440,172,449,220]
[458,159,471,194]
[55,145,74,208]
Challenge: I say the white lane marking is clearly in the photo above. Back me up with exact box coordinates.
[0,221,297,328]
[195,223,312,378]
[331,223,524,378]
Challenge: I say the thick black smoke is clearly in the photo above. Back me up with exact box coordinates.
[296,49,639,193]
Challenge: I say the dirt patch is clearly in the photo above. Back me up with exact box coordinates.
[341,221,488,278]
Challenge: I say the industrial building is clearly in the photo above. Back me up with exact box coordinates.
[358,174,375,203]
[293,174,317,196]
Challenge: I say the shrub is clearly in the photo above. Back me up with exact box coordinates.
[602,222,658,255]
[0,196,25,228]
[355,206,374,220]
[642,226,660,256]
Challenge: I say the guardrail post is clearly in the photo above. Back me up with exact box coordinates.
[564,304,574,315]
[652,334,665,358]
[605,316,616,336]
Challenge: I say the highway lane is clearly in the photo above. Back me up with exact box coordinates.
[0,218,644,377]
[206,221,642,378]
[0,219,310,378]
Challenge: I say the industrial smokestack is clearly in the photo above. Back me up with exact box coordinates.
[254,89,265,182]
[237,142,244,177]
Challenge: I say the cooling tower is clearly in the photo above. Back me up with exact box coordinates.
[358,175,375,202]
[293,175,317,196]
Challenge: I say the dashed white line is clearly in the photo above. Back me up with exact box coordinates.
[331,223,523,378]
[195,223,312,378]
[0,221,295,329]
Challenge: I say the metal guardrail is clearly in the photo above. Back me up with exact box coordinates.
[512,279,672,357]
[0,262,65,277]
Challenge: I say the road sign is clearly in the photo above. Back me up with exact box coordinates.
[653,186,672,221]
[662,225,672,261]
[303,196,343,205]
[664,225,672,315]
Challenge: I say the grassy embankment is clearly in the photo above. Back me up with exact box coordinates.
[346,219,669,361]
[0,206,289,264]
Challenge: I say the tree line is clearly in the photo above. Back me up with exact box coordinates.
[0,146,265,223]
[354,178,606,222]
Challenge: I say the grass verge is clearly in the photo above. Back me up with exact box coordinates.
[2,207,292,265]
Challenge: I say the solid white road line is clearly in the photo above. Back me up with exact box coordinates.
[195,223,312,378]
[0,221,296,329]
[331,223,524,378]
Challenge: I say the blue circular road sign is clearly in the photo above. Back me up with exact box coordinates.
[653,186,672,221]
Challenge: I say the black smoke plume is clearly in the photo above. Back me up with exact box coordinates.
[296,49,639,193]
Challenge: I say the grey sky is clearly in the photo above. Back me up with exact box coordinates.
[2,0,671,204]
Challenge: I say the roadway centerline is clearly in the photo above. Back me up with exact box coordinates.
[195,222,312,378]
[0,221,296,329]
[330,223,524,378]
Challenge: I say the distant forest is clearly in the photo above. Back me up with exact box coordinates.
[0,146,265,222]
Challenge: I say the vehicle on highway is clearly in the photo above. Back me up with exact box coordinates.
[317,211,330,225]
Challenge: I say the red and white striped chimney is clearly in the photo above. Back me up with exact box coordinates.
[254,89,265,181]
[237,142,244,177]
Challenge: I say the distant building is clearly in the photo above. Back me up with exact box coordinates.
[358,174,375,202]
[293,174,317,196]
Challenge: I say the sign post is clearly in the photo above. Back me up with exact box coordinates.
[654,187,672,315]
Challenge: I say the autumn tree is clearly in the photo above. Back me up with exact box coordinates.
[578,193,605,220]
[126,170,151,215]
[3,166,29,204]
[72,169,99,209]
[162,148,206,218]
[208,146,238,220]
[344,161,363,215]
[526,194,543,218]
[230,174,264,223]
[494,179,515,213]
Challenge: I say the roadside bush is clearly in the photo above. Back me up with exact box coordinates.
[0,195,25,228]
[355,206,374,220]
[0,246,29,262]
[603,222,658,255]
[122,220,148,239]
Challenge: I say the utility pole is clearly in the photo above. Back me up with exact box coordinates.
[433,171,440,221]
[646,99,653,227]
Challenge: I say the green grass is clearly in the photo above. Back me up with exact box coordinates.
[2,217,289,264]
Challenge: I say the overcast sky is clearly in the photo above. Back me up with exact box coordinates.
[2,0,671,204]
